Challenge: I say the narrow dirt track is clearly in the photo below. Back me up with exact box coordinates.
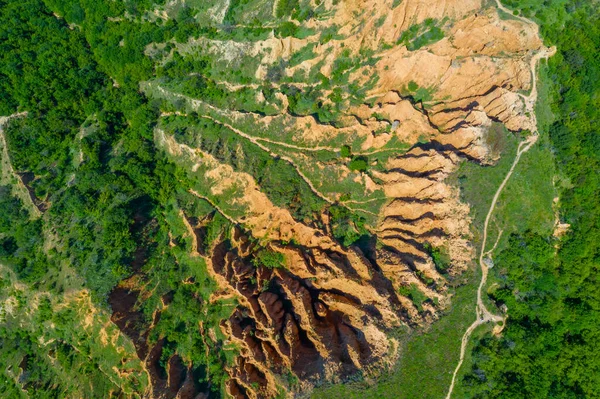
[444,3,556,398]
[152,85,387,217]
[152,84,343,153]
[444,124,538,399]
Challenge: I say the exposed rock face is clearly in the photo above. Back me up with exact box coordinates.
[141,0,550,397]
[203,228,400,397]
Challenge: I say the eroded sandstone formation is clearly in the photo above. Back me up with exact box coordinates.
[203,226,401,397]
[140,0,550,397]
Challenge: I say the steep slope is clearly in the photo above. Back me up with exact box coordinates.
[0,0,552,398]
[134,0,551,397]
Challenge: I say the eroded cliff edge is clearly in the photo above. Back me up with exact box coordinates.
[107,0,550,397]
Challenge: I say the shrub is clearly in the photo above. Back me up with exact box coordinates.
[276,21,298,38]
[407,80,419,92]
[276,0,299,18]
[340,145,352,158]
[423,243,451,273]
[252,249,285,269]
[349,156,368,172]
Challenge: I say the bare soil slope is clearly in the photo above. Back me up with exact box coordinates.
[118,0,550,397]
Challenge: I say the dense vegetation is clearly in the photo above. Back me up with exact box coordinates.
[0,0,236,396]
[457,1,600,397]
[397,18,445,51]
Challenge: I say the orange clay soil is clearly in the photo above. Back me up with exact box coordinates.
[142,0,552,397]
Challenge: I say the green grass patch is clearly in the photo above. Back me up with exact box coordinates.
[348,156,368,172]
[288,43,318,66]
[424,242,451,273]
[252,249,285,269]
[404,81,436,103]
[398,283,429,312]
[448,125,555,254]
[329,205,369,247]
[397,18,445,51]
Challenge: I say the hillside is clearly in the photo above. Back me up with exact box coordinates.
[0,0,598,398]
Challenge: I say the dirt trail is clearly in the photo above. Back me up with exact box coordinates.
[494,0,538,26]
[198,114,337,204]
[153,85,341,205]
[444,4,555,397]
[518,46,556,130]
[153,84,342,153]
[492,0,556,131]
[188,189,239,224]
[206,77,318,92]
[153,83,399,157]
[152,85,413,215]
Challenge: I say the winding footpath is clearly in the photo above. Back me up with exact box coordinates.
[444,137,538,399]
[444,4,556,398]
[0,113,41,218]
